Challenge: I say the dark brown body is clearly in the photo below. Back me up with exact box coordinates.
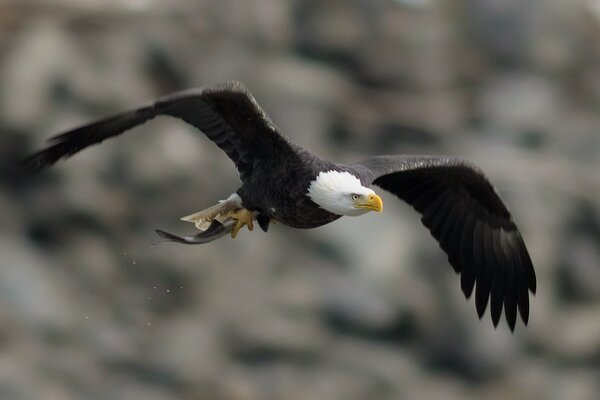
[237,149,344,229]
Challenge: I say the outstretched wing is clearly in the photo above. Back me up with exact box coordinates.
[354,155,536,330]
[23,81,298,180]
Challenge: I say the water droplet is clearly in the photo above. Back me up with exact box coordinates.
[147,322,152,326]
[166,289,170,293]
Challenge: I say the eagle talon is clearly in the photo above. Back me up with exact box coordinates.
[229,208,255,239]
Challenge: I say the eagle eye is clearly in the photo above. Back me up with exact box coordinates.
[350,194,360,201]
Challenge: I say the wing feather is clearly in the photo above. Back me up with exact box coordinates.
[458,213,477,297]
[441,204,466,273]
[354,155,536,330]
[490,229,507,327]
[23,81,298,181]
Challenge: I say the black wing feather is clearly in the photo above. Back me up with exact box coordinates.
[441,204,466,273]
[23,81,297,181]
[23,108,156,174]
[490,229,507,327]
[459,213,477,297]
[354,155,536,330]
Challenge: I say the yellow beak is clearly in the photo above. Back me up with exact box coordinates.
[356,193,383,212]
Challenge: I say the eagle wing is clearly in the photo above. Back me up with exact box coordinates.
[354,155,536,330]
[23,81,297,180]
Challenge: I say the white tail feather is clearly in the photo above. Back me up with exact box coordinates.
[181,193,242,231]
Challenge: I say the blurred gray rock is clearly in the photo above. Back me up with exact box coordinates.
[0,0,599,399]
[478,72,562,132]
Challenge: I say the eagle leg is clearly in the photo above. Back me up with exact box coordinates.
[255,215,277,232]
[229,208,254,238]
[256,213,271,232]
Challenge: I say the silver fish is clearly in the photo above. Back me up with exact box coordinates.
[155,219,236,245]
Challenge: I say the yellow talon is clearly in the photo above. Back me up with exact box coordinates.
[229,208,255,239]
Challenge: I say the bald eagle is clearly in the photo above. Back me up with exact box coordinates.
[24,81,535,331]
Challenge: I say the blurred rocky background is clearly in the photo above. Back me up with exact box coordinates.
[1,0,599,399]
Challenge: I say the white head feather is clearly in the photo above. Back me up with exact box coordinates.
[307,170,377,216]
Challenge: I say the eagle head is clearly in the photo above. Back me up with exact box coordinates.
[307,170,383,216]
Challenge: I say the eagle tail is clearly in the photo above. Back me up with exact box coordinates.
[180,193,243,230]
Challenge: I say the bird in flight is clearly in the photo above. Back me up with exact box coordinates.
[24,81,536,330]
